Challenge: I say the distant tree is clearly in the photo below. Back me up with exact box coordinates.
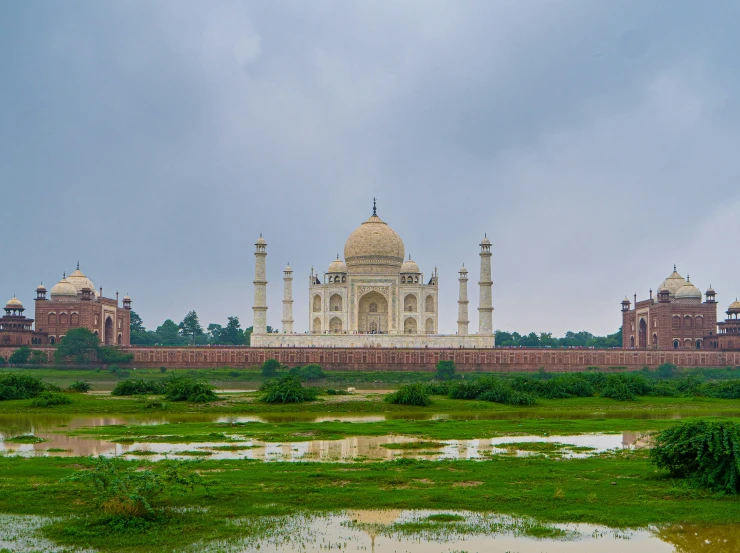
[54,328,100,364]
[207,323,223,344]
[28,349,47,365]
[244,326,253,346]
[156,319,185,346]
[129,311,145,333]
[179,311,204,345]
[261,358,281,377]
[221,317,244,345]
[435,360,456,381]
[8,346,31,366]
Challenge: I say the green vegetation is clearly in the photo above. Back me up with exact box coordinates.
[112,378,167,396]
[53,328,134,365]
[260,375,319,403]
[164,377,217,403]
[31,391,73,407]
[651,420,740,494]
[8,346,47,366]
[426,513,465,522]
[0,373,49,400]
[62,455,205,520]
[495,328,622,348]
[5,434,46,444]
[435,360,457,380]
[385,382,432,406]
[289,363,325,380]
[261,358,281,377]
[380,441,445,450]
[66,380,92,393]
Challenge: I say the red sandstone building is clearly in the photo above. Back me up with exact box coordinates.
[620,266,739,350]
[0,265,131,347]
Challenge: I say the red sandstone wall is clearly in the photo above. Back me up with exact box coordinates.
[2,346,739,372]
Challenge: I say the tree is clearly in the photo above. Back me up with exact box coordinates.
[156,319,184,346]
[179,311,204,345]
[54,328,100,364]
[435,360,457,380]
[209,317,245,345]
[261,358,281,377]
[130,311,145,333]
[8,346,31,366]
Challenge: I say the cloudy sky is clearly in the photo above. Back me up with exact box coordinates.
[2,1,739,337]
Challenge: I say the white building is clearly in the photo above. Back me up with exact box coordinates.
[251,201,494,348]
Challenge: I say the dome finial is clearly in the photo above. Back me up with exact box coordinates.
[63,271,66,279]
[687,274,690,282]
[77,261,80,270]
[372,197,377,216]
[674,264,677,272]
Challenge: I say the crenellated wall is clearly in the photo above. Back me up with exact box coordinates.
[2,346,739,372]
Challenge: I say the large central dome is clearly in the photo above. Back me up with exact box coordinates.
[344,212,405,273]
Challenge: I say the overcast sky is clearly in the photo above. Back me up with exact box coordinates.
[2,1,739,337]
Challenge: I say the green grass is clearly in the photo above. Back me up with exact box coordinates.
[0,452,739,552]
[380,441,445,450]
[5,435,46,444]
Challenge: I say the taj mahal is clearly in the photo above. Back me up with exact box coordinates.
[250,200,495,348]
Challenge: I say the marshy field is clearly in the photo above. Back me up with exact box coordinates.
[1,363,740,552]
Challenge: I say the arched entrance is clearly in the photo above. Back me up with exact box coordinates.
[312,317,322,334]
[329,316,342,333]
[638,319,647,348]
[358,291,388,334]
[104,317,113,345]
[404,317,417,334]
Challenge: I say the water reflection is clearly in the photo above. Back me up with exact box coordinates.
[186,510,731,553]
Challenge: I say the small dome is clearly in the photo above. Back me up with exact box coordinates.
[729,299,740,313]
[657,266,685,297]
[706,286,715,295]
[675,278,702,301]
[36,283,46,292]
[327,256,347,273]
[284,264,293,272]
[123,295,131,301]
[50,278,78,298]
[5,296,23,310]
[622,295,630,303]
[255,235,266,245]
[344,212,405,272]
[459,265,468,274]
[401,256,420,274]
[480,235,492,246]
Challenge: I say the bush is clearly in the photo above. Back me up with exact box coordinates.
[260,376,318,404]
[326,388,350,395]
[31,391,72,407]
[97,346,134,365]
[425,381,451,395]
[656,363,678,379]
[651,420,740,494]
[8,346,31,366]
[435,360,456,381]
[159,366,167,374]
[288,364,325,381]
[0,373,48,400]
[67,380,92,393]
[109,365,131,379]
[111,379,166,396]
[164,377,217,403]
[600,375,637,401]
[384,383,432,406]
[261,358,281,377]
[62,456,205,519]
[477,382,537,406]
[448,376,537,406]
[0,356,5,365]
[704,380,740,400]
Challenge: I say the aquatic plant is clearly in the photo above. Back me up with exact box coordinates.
[385,383,432,406]
[111,379,166,396]
[651,419,740,494]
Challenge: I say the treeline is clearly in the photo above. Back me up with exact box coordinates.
[494,329,622,348]
[130,311,277,346]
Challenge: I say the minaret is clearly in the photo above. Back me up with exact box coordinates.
[252,234,268,334]
[478,234,493,336]
[457,264,469,335]
[282,263,294,334]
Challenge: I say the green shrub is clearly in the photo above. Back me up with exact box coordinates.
[28,349,47,365]
[8,346,31,366]
[159,366,167,374]
[62,456,205,519]
[384,383,432,406]
[31,391,72,407]
[261,358,281,377]
[288,364,325,381]
[97,346,134,365]
[656,362,678,379]
[326,388,350,395]
[228,370,241,378]
[704,380,740,399]
[435,360,457,381]
[0,373,48,400]
[478,384,537,406]
[111,379,166,396]
[651,420,740,494]
[425,381,451,395]
[0,356,5,364]
[260,376,318,404]
[600,375,637,401]
[67,380,92,393]
[164,377,217,403]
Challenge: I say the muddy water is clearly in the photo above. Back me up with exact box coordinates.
[189,511,738,553]
[0,414,651,461]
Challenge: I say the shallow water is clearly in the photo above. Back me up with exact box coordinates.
[0,412,649,461]
[184,510,738,553]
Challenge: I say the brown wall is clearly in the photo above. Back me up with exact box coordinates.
[2,346,739,371]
